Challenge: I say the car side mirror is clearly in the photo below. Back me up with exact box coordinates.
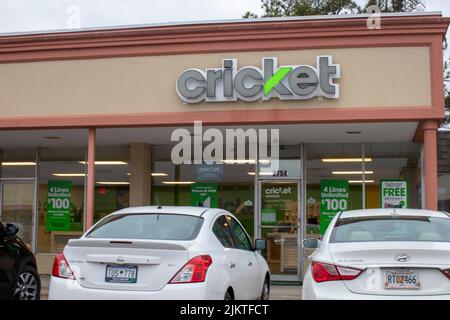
[302,238,320,249]
[254,239,267,251]
[5,223,19,237]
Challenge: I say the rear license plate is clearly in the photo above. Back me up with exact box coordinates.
[105,265,138,283]
[384,270,420,289]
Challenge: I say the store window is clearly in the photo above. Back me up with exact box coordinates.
[38,146,86,253]
[438,131,450,211]
[365,142,422,209]
[0,148,36,247]
[305,142,422,240]
[303,141,421,274]
[0,148,36,178]
[94,146,130,224]
[439,175,450,211]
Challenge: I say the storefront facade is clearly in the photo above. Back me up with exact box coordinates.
[0,12,448,280]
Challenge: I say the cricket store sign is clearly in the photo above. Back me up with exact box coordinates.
[320,180,349,234]
[46,180,72,231]
[380,180,408,209]
[176,56,340,103]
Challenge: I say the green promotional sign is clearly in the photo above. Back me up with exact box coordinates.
[380,180,408,209]
[46,181,72,231]
[190,183,218,208]
[320,180,349,235]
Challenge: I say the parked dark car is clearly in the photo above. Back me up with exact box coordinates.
[0,222,40,300]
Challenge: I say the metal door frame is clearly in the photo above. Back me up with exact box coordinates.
[255,178,303,282]
[253,143,305,282]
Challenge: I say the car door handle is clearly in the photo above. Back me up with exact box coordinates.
[229,262,236,269]
[248,262,253,266]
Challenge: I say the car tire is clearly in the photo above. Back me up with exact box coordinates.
[260,278,270,300]
[224,290,233,300]
[13,265,41,300]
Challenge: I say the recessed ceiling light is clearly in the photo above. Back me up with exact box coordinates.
[96,182,130,185]
[151,173,168,177]
[332,171,374,175]
[2,162,36,166]
[247,172,274,176]
[349,180,375,183]
[161,181,195,185]
[53,173,86,177]
[79,161,128,165]
[127,172,168,176]
[322,158,372,163]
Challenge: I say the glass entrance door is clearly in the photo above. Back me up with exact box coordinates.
[0,180,35,248]
[257,180,301,281]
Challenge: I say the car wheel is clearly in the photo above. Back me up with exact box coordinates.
[260,278,270,300]
[224,290,233,300]
[13,266,40,300]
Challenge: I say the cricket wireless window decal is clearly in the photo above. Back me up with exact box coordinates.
[176,56,340,103]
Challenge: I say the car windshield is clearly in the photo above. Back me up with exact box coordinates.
[330,215,450,243]
[86,213,203,240]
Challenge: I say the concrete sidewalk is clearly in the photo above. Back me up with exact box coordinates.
[41,275,49,299]
[40,275,301,300]
[269,285,301,300]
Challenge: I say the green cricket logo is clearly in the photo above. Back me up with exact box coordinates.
[176,56,340,103]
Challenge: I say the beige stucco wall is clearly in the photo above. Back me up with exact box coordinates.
[0,46,431,117]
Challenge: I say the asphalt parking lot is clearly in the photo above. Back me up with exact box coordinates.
[39,275,302,300]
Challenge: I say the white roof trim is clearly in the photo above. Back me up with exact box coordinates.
[0,11,443,37]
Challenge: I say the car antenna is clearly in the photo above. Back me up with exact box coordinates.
[155,194,162,209]
[155,194,162,221]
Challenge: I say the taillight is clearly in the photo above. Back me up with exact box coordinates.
[311,261,364,283]
[441,268,450,280]
[169,255,212,284]
[52,253,75,280]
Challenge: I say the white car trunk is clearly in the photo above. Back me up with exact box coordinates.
[64,238,191,291]
[328,242,450,296]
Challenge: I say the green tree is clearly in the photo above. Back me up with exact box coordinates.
[363,0,425,12]
[243,11,259,18]
[244,0,360,18]
[243,0,425,18]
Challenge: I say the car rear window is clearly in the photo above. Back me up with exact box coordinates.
[86,213,203,240]
[330,215,450,243]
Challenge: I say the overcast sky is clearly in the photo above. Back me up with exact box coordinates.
[0,0,449,34]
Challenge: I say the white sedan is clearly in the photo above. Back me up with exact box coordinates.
[49,206,270,300]
[302,209,450,300]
